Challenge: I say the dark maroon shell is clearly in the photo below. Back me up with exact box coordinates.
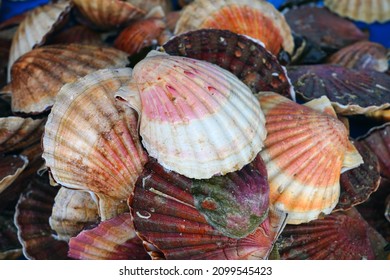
[129,157,277,260]
[14,176,70,259]
[278,208,376,259]
[163,29,294,99]
[288,65,390,115]
[0,211,22,259]
[336,141,381,211]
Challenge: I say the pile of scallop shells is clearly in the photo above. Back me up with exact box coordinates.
[0,0,389,260]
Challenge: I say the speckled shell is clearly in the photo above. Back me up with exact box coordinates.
[124,52,266,179]
[278,208,376,259]
[7,0,72,82]
[257,92,363,224]
[0,211,22,260]
[9,44,129,114]
[128,159,284,260]
[287,65,390,115]
[324,0,390,23]
[42,68,147,220]
[0,154,28,195]
[49,188,100,242]
[14,176,69,260]
[174,0,294,55]
[327,41,389,72]
[163,29,295,99]
[72,0,145,30]
[68,213,150,260]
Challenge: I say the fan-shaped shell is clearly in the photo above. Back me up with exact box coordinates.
[68,213,150,260]
[327,41,389,72]
[174,0,294,55]
[324,0,390,23]
[287,65,390,115]
[10,44,130,114]
[14,176,69,260]
[257,92,363,224]
[49,187,100,242]
[163,29,295,99]
[72,0,145,30]
[278,208,376,259]
[0,211,22,260]
[49,25,103,45]
[128,158,284,260]
[7,0,72,82]
[124,52,266,179]
[0,154,28,195]
[42,68,147,220]
[285,6,368,51]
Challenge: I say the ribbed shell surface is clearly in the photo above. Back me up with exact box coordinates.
[42,68,147,219]
[133,53,266,179]
[7,0,72,82]
[174,0,294,55]
[10,44,129,114]
[258,93,362,224]
[0,154,28,195]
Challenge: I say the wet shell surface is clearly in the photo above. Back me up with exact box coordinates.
[163,29,295,99]
[324,0,390,23]
[257,92,363,224]
[68,213,150,260]
[327,41,389,72]
[174,0,294,55]
[10,44,130,114]
[0,154,28,195]
[72,0,145,30]
[49,187,100,242]
[7,0,72,82]
[42,68,147,220]
[129,159,283,260]
[14,176,69,260]
[122,52,266,179]
[285,6,369,51]
[278,208,376,259]
[287,65,390,115]
[336,141,381,211]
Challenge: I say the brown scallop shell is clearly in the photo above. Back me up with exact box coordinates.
[72,0,145,30]
[68,213,150,260]
[114,18,166,56]
[0,154,28,195]
[285,6,369,52]
[14,176,69,259]
[129,158,285,260]
[287,65,390,115]
[174,0,294,55]
[335,141,381,211]
[9,44,129,114]
[278,208,377,259]
[327,41,389,72]
[163,29,294,99]
[7,0,72,82]
[324,0,390,23]
[48,25,103,45]
[49,187,100,242]
[0,211,22,259]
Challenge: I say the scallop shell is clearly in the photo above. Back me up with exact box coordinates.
[174,0,294,55]
[73,0,145,30]
[9,44,129,115]
[257,92,363,224]
[68,213,150,260]
[49,187,100,242]
[42,68,147,220]
[114,18,167,56]
[285,6,369,51]
[14,176,69,260]
[0,154,28,195]
[278,208,376,259]
[7,0,72,82]
[0,211,22,260]
[327,41,389,72]
[163,29,295,99]
[287,65,390,115]
[324,0,390,23]
[336,141,381,211]
[130,0,172,14]
[49,25,103,45]
[128,158,284,260]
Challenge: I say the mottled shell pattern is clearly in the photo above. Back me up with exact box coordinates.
[119,51,266,179]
